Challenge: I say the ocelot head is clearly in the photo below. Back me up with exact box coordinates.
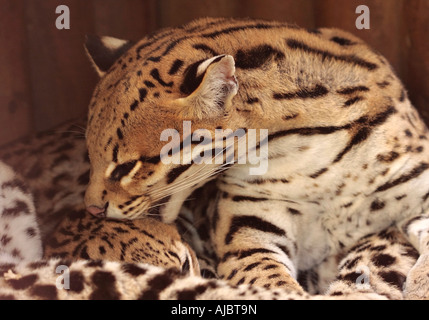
[84,23,242,222]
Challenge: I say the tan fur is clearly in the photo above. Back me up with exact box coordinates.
[44,207,200,276]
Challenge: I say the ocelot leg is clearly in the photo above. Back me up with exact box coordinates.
[326,227,419,300]
[398,213,429,299]
[210,194,305,293]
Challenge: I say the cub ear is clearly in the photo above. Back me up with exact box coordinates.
[175,55,238,119]
[84,35,135,77]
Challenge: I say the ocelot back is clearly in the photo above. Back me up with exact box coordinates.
[83,17,429,298]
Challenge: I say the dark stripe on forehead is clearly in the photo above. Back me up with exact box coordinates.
[286,39,378,71]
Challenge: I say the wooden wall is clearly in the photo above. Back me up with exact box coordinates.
[0,0,428,145]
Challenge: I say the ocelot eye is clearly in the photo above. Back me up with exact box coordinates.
[110,160,137,181]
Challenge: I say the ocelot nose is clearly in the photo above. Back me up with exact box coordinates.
[86,205,106,218]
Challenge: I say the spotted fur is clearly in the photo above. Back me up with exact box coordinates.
[83,17,429,298]
[44,207,200,276]
[0,161,42,264]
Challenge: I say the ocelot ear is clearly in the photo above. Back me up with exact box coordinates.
[174,55,238,119]
[85,35,135,77]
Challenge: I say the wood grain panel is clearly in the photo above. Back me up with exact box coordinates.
[156,0,238,28]
[0,0,33,145]
[402,0,429,122]
[25,0,97,132]
[237,0,315,28]
[92,0,157,41]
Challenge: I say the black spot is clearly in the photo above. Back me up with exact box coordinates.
[168,59,184,75]
[227,269,238,280]
[98,246,106,255]
[69,271,85,293]
[263,264,278,271]
[283,113,299,121]
[244,262,261,271]
[150,68,173,87]
[232,195,269,202]
[176,284,210,300]
[343,257,361,270]
[372,254,396,267]
[309,168,328,179]
[288,208,302,215]
[370,199,385,211]
[138,268,181,300]
[404,129,413,137]
[399,89,406,102]
[192,43,219,56]
[2,200,30,217]
[7,274,38,290]
[274,84,328,100]
[343,96,364,107]
[377,151,400,163]
[90,271,120,300]
[330,36,356,46]
[144,81,155,88]
[112,144,119,163]
[340,272,361,283]
[337,86,370,95]
[26,227,37,238]
[116,128,124,140]
[130,99,139,111]
[246,97,259,104]
[235,45,285,69]
[378,271,406,290]
[1,179,30,194]
[122,263,147,277]
[123,112,129,119]
[377,81,390,88]
[30,285,58,300]
[139,88,147,102]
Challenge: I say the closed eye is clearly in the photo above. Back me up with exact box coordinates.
[110,160,138,181]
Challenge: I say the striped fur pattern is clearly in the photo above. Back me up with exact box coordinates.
[84,17,429,298]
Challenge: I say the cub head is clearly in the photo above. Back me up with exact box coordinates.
[84,34,240,222]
